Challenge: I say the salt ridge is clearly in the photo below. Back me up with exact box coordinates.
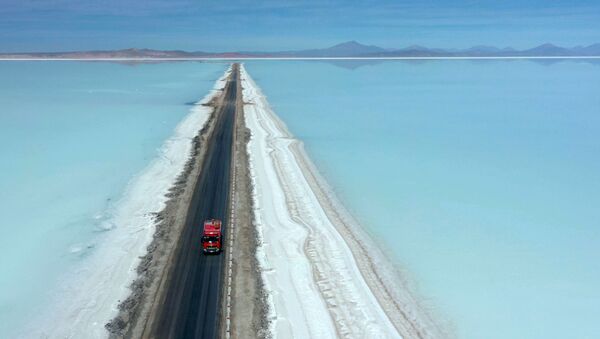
[241,64,431,338]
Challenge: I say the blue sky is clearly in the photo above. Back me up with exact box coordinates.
[1,0,599,52]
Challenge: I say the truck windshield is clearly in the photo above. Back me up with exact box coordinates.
[202,236,219,242]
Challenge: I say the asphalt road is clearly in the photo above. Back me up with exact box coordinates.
[150,64,238,339]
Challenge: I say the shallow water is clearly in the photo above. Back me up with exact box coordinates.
[244,60,600,339]
[1,59,598,338]
[0,61,226,336]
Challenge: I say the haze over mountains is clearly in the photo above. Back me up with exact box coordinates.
[2,41,600,59]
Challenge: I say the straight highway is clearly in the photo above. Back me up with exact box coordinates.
[148,64,239,339]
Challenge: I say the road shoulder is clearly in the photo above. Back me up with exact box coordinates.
[222,66,270,339]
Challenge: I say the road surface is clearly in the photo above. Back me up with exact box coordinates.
[149,64,239,339]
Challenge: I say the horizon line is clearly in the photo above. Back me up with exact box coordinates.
[1,56,600,61]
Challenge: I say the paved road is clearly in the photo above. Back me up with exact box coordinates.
[150,64,238,339]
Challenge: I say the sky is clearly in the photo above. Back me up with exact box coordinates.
[0,0,599,52]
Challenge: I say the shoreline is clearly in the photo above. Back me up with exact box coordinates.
[241,64,448,338]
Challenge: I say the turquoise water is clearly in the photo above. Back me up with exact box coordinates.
[245,60,600,339]
[0,61,226,336]
[1,60,598,338]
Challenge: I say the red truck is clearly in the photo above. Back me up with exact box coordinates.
[202,219,222,254]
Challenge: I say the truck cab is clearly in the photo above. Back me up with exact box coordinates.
[202,219,222,254]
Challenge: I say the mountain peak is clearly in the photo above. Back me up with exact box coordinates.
[332,40,368,48]
[536,43,559,48]
[333,40,366,47]
[309,41,386,56]
[526,43,570,55]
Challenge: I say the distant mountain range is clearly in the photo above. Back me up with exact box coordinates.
[2,41,600,59]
